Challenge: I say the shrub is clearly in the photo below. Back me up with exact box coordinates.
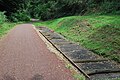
[101,1,120,14]
[86,0,120,15]
[0,11,7,24]
[10,10,30,22]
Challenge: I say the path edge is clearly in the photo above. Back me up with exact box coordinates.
[32,25,81,78]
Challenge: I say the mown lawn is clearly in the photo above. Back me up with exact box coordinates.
[0,22,17,38]
[34,15,120,63]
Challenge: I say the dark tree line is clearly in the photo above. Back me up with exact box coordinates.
[0,0,120,21]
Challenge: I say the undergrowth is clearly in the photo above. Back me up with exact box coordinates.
[0,22,17,38]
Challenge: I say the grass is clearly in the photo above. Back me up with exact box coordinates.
[73,74,85,80]
[0,22,17,38]
[65,63,85,80]
[34,15,120,63]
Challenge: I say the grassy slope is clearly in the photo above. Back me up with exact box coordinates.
[34,15,120,63]
[0,22,16,38]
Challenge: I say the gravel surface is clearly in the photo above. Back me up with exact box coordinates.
[0,24,75,80]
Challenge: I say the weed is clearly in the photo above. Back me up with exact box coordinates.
[65,64,73,70]
[73,74,85,80]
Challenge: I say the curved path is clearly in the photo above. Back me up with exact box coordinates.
[0,24,75,80]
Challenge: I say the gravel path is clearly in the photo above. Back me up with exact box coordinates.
[0,24,75,80]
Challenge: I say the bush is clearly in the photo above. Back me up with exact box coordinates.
[86,0,120,15]
[0,11,7,24]
[10,10,30,22]
[101,1,120,14]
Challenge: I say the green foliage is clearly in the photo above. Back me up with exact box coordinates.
[0,11,7,24]
[87,0,120,15]
[0,22,16,37]
[0,0,120,21]
[0,0,32,21]
[34,15,120,63]
[73,74,85,80]
[101,1,120,14]
[10,10,30,22]
[31,1,58,20]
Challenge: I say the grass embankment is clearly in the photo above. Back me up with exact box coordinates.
[0,22,17,38]
[34,15,120,63]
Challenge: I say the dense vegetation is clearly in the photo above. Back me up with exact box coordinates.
[0,11,16,37]
[0,0,120,21]
[0,11,6,24]
[34,15,120,62]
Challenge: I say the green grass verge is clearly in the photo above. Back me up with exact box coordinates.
[34,15,120,63]
[73,74,85,80]
[0,22,17,38]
